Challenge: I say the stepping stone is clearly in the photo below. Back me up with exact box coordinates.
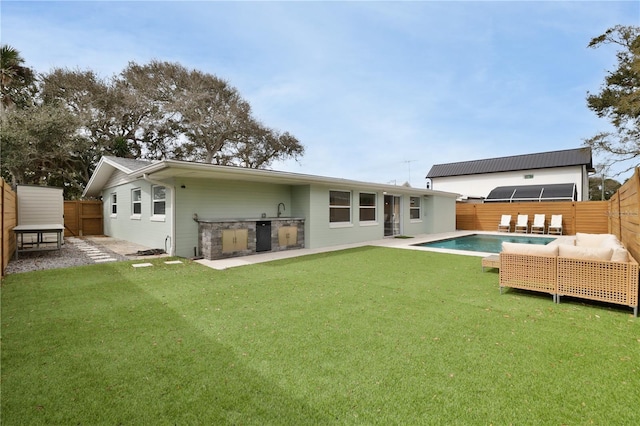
[132,263,153,268]
[94,258,116,263]
[90,255,113,260]
[164,260,183,265]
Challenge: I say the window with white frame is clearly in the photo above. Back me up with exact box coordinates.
[410,196,421,220]
[110,193,117,216]
[359,192,376,222]
[329,190,351,223]
[131,188,142,217]
[152,185,166,217]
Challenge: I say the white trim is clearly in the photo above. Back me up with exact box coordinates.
[110,192,118,216]
[409,196,421,220]
[359,222,379,227]
[151,185,166,216]
[329,189,352,225]
[358,191,377,224]
[329,223,354,229]
[131,159,459,198]
[131,188,142,216]
[142,174,175,256]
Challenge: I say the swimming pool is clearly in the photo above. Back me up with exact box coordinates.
[413,234,556,254]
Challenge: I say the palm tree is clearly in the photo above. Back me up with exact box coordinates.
[0,45,35,111]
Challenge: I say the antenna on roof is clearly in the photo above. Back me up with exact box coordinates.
[403,160,416,184]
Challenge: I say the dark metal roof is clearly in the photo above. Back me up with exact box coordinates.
[426,147,593,178]
[484,183,577,203]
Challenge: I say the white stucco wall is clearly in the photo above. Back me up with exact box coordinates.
[430,166,588,201]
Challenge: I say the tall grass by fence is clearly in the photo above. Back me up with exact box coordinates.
[1,179,17,276]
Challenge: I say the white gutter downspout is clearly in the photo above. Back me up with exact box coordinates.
[143,174,176,256]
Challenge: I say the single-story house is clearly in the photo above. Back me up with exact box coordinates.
[83,156,458,258]
[426,147,594,202]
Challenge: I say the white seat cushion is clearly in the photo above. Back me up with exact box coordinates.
[558,244,613,261]
[502,242,558,256]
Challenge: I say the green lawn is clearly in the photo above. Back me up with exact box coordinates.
[1,247,638,424]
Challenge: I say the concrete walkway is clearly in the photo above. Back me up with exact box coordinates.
[195,231,474,270]
[84,231,575,271]
[194,230,576,271]
[67,237,119,263]
[83,236,170,260]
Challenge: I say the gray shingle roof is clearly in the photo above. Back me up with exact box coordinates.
[104,156,153,172]
[426,147,593,178]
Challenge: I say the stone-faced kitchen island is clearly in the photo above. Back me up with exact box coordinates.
[196,217,305,260]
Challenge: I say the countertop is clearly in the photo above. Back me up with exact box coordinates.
[195,217,305,223]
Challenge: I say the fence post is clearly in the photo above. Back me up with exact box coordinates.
[78,201,84,237]
[1,179,17,276]
[1,180,4,276]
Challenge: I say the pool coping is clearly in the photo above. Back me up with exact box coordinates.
[390,230,574,258]
[195,230,575,270]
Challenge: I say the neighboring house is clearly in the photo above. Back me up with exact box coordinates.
[425,147,594,202]
[83,156,458,258]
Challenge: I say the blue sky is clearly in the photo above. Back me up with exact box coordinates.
[2,1,639,186]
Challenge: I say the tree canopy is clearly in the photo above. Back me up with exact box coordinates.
[0,45,36,113]
[585,25,640,175]
[588,176,621,201]
[0,50,304,198]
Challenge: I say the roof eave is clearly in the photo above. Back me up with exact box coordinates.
[82,157,146,198]
[134,159,460,198]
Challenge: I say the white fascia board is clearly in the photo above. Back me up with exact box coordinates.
[132,159,460,198]
[82,157,145,198]
[83,157,113,198]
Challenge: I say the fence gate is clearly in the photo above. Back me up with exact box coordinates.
[64,201,103,237]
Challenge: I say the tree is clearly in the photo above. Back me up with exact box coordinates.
[2,56,305,198]
[122,60,304,167]
[40,68,155,161]
[585,25,640,175]
[589,176,621,201]
[0,103,89,198]
[40,60,305,168]
[0,45,36,113]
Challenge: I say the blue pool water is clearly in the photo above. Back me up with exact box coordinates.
[413,234,556,254]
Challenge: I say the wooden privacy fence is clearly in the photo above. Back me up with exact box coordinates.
[608,167,640,262]
[456,201,609,236]
[0,193,103,276]
[455,167,640,262]
[1,179,17,276]
[64,200,103,237]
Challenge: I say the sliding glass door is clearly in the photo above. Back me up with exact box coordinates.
[384,195,401,237]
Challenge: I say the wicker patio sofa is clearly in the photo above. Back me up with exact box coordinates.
[499,233,639,316]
